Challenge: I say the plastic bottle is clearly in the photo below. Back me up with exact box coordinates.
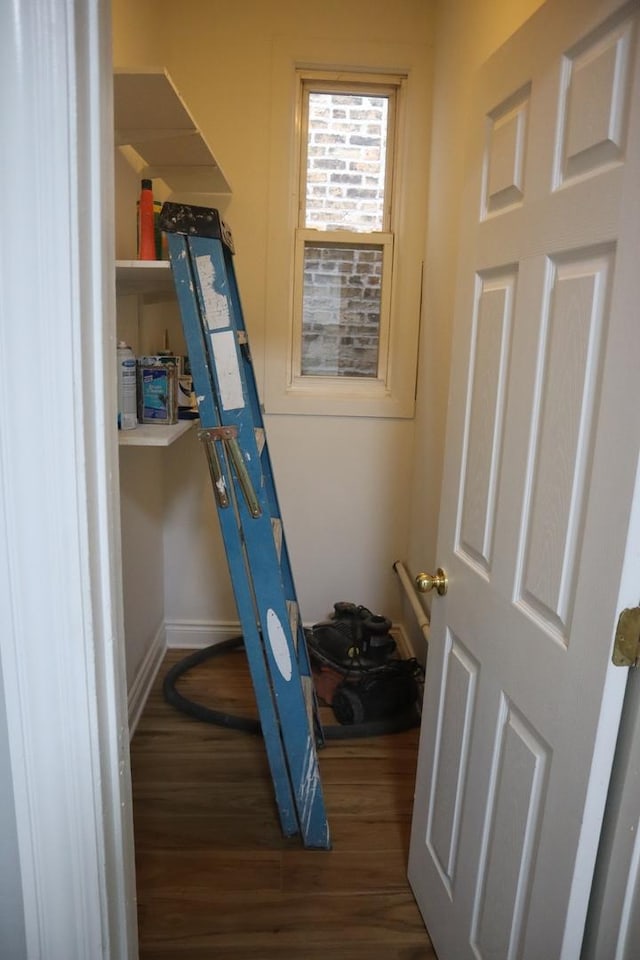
[138,178,156,261]
[117,341,138,430]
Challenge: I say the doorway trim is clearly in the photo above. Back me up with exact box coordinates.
[0,0,137,956]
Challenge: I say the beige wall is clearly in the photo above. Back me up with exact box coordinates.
[113,0,552,656]
[406,0,547,634]
[113,0,435,637]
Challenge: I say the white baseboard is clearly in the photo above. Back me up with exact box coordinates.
[392,621,417,661]
[164,618,417,657]
[165,619,245,648]
[127,621,241,737]
[127,624,166,738]
[166,619,415,654]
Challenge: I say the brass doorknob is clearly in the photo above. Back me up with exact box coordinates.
[415,568,448,596]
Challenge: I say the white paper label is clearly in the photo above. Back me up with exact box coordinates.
[210,330,245,410]
[196,254,230,329]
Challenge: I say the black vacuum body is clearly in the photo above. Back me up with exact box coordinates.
[307,602,396,672]
[307,603,421,727]
[163,602,423,739]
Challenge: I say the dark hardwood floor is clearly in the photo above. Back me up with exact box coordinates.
[131,646,437,959]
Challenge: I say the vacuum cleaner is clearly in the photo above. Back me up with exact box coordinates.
[163,601,423,739]
[306,602,422,728]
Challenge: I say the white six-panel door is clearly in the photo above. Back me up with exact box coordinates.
[408,1,640,957]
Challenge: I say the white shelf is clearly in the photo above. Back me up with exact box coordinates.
[115,259,174,298]
[118,420,196,447]
[113,68,231,195]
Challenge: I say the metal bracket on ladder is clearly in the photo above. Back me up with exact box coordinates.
[160,202,330,849]
[199,426,261,517]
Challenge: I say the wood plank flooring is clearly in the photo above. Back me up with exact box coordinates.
[131,646,437,959]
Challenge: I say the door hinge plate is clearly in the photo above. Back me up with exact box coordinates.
[612,607,640,667]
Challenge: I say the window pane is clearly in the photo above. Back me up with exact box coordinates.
[301,242,382,378]
[304,92,389,232]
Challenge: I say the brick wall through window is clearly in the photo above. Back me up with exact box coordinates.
[301,91,390,377]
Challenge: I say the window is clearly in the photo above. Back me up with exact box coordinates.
[295,81,396,383]
[264,46,430,418]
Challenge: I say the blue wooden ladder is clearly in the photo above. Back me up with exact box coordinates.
[160,202,330,849]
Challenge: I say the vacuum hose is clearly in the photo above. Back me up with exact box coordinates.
[162,636,421,740]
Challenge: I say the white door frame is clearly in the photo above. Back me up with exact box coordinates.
[0,1,137,957]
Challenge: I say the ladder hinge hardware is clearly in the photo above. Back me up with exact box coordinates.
[198,426,238,442]
[198,425,261,518]
[612,607,640,667]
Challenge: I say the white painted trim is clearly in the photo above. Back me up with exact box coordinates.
[165,616,415,662]
[128,625,167,737]
[128,623,240,734]
[0,1,137,958]
[165,619,247,648]
[392,622,417,662]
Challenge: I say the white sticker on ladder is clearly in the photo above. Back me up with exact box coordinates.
[210,330,245,410]
[266,609,292,682]
[195,254,230,329]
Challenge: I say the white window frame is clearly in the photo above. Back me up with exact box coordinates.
[292,230,394,393]
[264,38,432,418]
[292,74,397,393]
[299,76,397,233]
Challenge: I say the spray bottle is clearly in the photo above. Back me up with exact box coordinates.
[117,341,137,430]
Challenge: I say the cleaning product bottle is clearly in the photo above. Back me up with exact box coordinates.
[138,178,156,260]
[117,341,138,430]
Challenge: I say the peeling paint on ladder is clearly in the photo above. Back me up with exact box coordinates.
[299,742,321,836]
[195,254,230,329]
[210,330,245,410]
